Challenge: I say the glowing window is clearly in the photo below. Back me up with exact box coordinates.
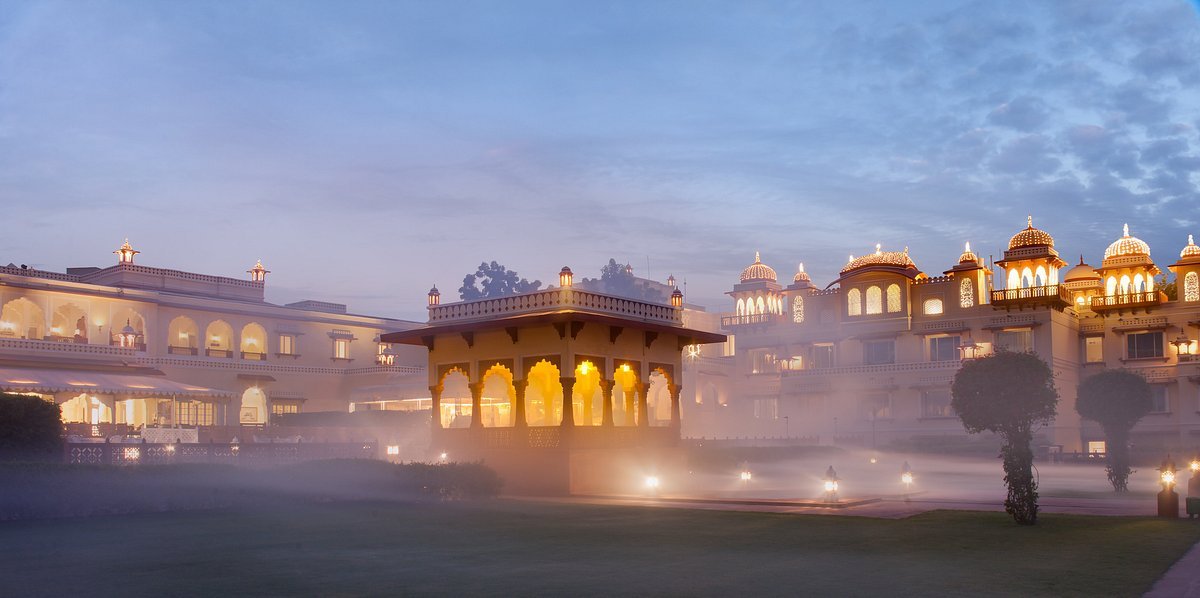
[792,295,804,324]
[1186,272,1199,302]
[866,286,882,315]
[1087,441,1106,455]
[886,284,901,313]
[960,278,975,308]
[736,298,745,316]
[1085,336,1103,363]
[278,334,296,355]
[333,338,351,360]
[847,289,862,316]
[923,298,944,315]
[756,296,765,314]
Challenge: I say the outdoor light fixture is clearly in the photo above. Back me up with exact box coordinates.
[1158,455,1179,518]
[559,266,573,288]
[670,288,683,308]
[823,465,839,503]
[427,286,441,307]
[901,461,914,497]
[386,445,400,456]
[645,475,661,494]
[439,452,448,463]
[1171,334,1193,355]
[1189,455,1200,518]
[117,319,138,348]
[740,470,752,486]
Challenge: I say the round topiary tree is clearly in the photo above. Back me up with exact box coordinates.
[1076,369,1152,492]
[952,351,1058,525]
[0,392,63,461]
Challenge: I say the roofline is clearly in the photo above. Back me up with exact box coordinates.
[380,310,726,346]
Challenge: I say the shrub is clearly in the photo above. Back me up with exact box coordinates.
[0,393,63,462]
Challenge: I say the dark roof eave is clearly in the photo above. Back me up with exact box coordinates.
[380,310,726,346]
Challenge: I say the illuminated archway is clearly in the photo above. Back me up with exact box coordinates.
[736,298,745,316]
[110,307,145,346]
[1119,274,1131,294]
[1021,267,1033,288]
[1133,273,1146,293]
[168,316,199,350]
[440,369,471,428]
[612,363,639,426]
[239,387,267,425]
[240,322,267,356]
[60,393,112,424]
[525,360,563,426]
[480,364,515,427]
[647,369,672,426]
[847,288,862,316]
[205,320,234,353]
[0,297,45,339]
[1034,265,1047,287]
[886,284,901,313]
[1007,269,1020,290]
[1106,276,1117,296]
[573,361,603,426]
[51,303,88,341]
[755,296,765,314]
[865,286,882,315]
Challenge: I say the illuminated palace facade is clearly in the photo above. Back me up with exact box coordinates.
[718,219,1200,454]
[0,241,426,439]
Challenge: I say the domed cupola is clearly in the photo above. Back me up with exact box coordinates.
[958,241,980,265]
[1102,223,1152,264]
[1093,223,1162,310]
[828,244,924,289]
[1169,235,1200,304]
[1179,234,1200,261]
[1008,215,1055,250]
[994,215,1067,300]
[739,251,778,284]
[1063,257,1101,283]
[787,263,815,290]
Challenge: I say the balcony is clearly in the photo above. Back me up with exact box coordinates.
[990,284,1070,311]
[241,351,267,361]
[206,348,233,358]
[720,313,784,330]
[167,345,198,356]
[1090,291,1165,313]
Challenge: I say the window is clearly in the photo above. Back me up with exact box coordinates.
[995,329,1032,353]
[960,278,975,308]
[811,344,834,369]
[866,286,882,315]
[278,334,296,355]
[748,349,777,374]
[753,398,777,420]
[863,340,895,365]
[887,284,902,313]
[1126,331,1164,360]
[333,338,352,360]
[847,288,862,316]
[1186,272,1199,302]
[176,401,214,426]
[792,295,804,324]
[1087,441,1106,455]
[923,297,944,315]
[922,389,954,418]
[862,394,891,419]
[1084,337,1103,363]
[929,336,959,362]
[1150,385,1168,413]
[272,402,300,416]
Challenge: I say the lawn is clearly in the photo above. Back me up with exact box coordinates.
[2,501,1197,597]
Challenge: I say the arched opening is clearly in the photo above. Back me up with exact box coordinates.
[960,278,975,308]
[110,307,145,348]
[524,360,562,426]
[1007,269,1020,290]
[1021,267,1034,288]
[847,288,862,316]
[1119,275,1131,294]
[50,303,88,342]
[239,387,267,425]
[0,297,45,339]
[205,320,234,357]
[736,298,745,316]
[612,363,639,426]
[792,295,805,324]
[168,316,199,354]
[1106,276,1118,296]
[1133,273,1146,293]
[755,296,765,314]
[480,364,514,427]
[866,286,882,315]
[240,322,267,359]
[60,394,112,424]
[1034,265,1047,287]
[647,369,671,426]
[886,284,901,313]
[573,361,603,426]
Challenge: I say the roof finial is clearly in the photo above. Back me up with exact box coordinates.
[1027,215,1033,228]
[849,254,855,262]
[754,250,761,263]
[1123,223,1130,237]
[1079,254,1085,265]
[875,243,882,255]
[1191,234,1196,246]
[798,262,805,273]
[964,241,971,253]
[903,246,909,254]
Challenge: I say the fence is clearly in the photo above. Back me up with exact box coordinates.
[65,441,378,466]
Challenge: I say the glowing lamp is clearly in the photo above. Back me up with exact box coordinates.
[117,319,138,348]
[670,288,683,308]
[386,445,400,456]
[740,470,752,484]
[1159,455,1180,518]
[1190,458,1200,474]
[645,475,660,490]
[1172,334,1193,356]
[579,362,590,376]
[823,465,839,502]
[427,286,441,307]
[439,452,448,463]
[559,266,573,288]
[901,461,914,492]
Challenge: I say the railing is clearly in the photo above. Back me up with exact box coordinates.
[428,288,681,325]
[108,339,147,351]
[990,284,1070,306]
[168,345,198,356]
[438,425,678,450]
[1090,291,1164,311]
[782,359,962,378]
[241,351,267,361]
[206,348,233,358]
[0,337,137,357]
[720,313,784,329]
[65,441,378,466]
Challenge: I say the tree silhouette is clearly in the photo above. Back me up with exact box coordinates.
[951,350,1058,525]
[582,259,667,302]
[1076,369,1152,492]
[458,261,541,300]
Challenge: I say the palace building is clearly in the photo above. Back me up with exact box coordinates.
[0,240,427,441]
[715,219,1200,456]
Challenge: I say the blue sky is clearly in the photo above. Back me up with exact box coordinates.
[1,1,1199,320]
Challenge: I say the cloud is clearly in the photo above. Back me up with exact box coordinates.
[987,96,1051,131]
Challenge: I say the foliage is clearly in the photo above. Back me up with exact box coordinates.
[0,393,63,462]
[582,258,667,302]
[1158,273,1177,300]
[1076,370,1152,492]
[458,261,541,300]
[951,351,1058,525]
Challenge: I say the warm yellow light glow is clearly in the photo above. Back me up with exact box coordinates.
[123,447,141,460]
[580,362,590,375]
[645,476,660,489]
[386,445,400,456]
[621,364,631,372]
[125,384,154,389]
[6,379,39,384]
[1190,460,1199,473]
[869,457,877,464]
[824,480,838,493]
[901,472,914,485]
[1162,471,1177,486]
[67,381,98,387]
[439,452,448,462]
[740,471,752,482]
[165,444,176,454]
[50,326,62,335]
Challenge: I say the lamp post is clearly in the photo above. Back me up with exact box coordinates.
[901,461,914,501]
[1188,455,1200,518]
[823,465,839,503]
[740,469,752,488]
[1158,455,1179,518]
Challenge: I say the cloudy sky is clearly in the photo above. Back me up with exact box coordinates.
[2,1,1199,321]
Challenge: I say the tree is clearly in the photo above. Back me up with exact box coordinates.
[583,259,667,302]
[458,261,541,300]
[1076,370,1152,492]
[0,393,63,461]
[951,351,1058,525]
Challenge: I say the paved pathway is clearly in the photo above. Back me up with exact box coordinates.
[1146,539,1200,598]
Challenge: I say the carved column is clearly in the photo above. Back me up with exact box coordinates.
[559,376,576,427]
[599,379,615,427]
[469,382,484,428]
[429,384,443,431]
[636,382,649,428]
[513,379,528,427]
[668,383,682,430]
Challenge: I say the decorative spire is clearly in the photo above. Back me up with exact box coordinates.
[754,251,761,263]
[964,241,971,253]
[1123,223,1130,237]
[114,238,140,264]
[1027,215,1033,228]
[798,262,805,273]
[875,243,882,255]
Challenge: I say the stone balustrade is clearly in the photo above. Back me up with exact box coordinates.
[428,288,681,325]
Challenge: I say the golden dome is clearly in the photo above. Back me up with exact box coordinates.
[840,244,914,274]
[958,241,979,264]
[1063,257,1100,282]
[1181,234,1200,259]
[1103,223,1151,260]
[1008,215,1055,250]
[793,262,811,283]
[740,252,777,283]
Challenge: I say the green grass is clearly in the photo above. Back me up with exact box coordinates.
[2,501,1197,597]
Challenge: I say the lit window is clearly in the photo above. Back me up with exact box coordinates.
[278,334,296,355]
[960,278,975,308]
[921,389,953,418]
[929,336,959,362]
[1084,337,1103,363]
[923,298,944,315]
[847,288,862,316]
[1186,272,1199,302]
[271,402,300,416]
[886,284,901,313]
[866,286,882,315]
[863,340,895,365]
[1087,441,1106,455]
[995,329,1032,353]
[334,338,351,360]
[792,295,804,324]
[1126,331,1163,360]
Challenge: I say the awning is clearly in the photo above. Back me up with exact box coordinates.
[0,367,234,399]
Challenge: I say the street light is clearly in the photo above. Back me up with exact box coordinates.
[1189,454,1200,518]
[901,461,914,499]
[823,465,839,503]
[645,475,661,495]
[439,451,448,463]
[1158,455,1179,518]
[740,469,752,487]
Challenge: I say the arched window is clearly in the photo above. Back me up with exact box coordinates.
[51,303,88,342]
[1119,275,1131,294]
[167,316,199,353]
[756,296,765,314]
[1021,267,1033,288]
[960,278,975,308]
[923,298,944,315]
[847,289,862,316]
[792,295,805,324]
[1106,276,1117,296]
[736,298,745,316]
[0,297,45,339]
[1034,266,1047,287]
[886,284,901,313]
[1185,272,1199,302]
[866,286,882,315]
[240,323,267,359]
[1133,273,1146,293]
[1007,269,1020,290]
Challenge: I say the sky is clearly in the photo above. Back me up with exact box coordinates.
[1,0,1199,321]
